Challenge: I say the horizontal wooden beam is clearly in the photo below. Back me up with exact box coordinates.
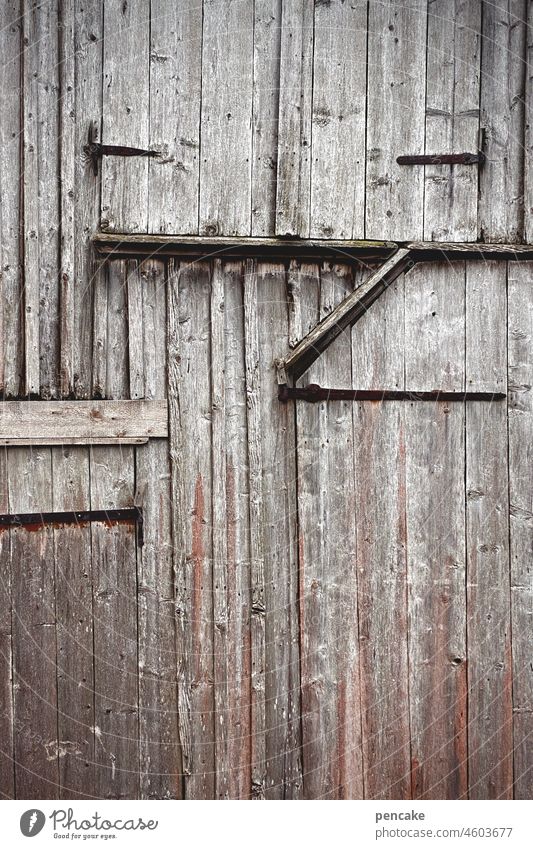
[0,400,167,445]
[280,248,413,382]
[406,241,533,261]
[279,384,507,403]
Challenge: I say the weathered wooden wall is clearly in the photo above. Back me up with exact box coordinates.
[1,0,532,802]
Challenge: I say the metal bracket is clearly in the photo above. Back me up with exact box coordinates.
[84,121,159,176]
[278,384,506,403]
[0,507,144,547]
[397,152,485,166]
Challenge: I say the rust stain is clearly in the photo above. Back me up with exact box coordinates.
[454,658,468,798]
[191,474,205,679]
[336,677,347,798]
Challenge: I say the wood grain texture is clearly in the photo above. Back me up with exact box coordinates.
[466,262,512,799]
[275,0,314,236]
[0,1,22,399]
[365,0,427,240]
[0,452,14,797]
[101,0,150,233]
[296,262,364,798]
[251,0,282,236]
[52,447,95,798]
[424,0,481,241]
[310,0,367,238]
[149,1,202,234]
[508,261,533,798]
[199,0,254,236]
[525,0,533,243]
[479,0,527,243]
[0,400,167,441]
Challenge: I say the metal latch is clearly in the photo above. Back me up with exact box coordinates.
[84,121,159,176]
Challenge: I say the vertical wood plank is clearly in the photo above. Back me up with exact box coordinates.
[199,0,254,236]
[251,0,282,236]
[275,0,314,237]
[8,448,59,798]
[149,1,203,234]
[101,0,150,233]
[0,2,22,399]
[52,447,95,798]
[256,262,302,798]
[525,0,533,243]
[479,0,527,242]
[365,0,427,240]
[168,261,215,799]
[23,0,61,397]
[508,261,533,798]
[466,261,513,799]
[297,262,364,798]
[310,0,367,238]
[424,0,481,241]
[0,451,14,797]
[243,259,266,798]
[405,262,467,799]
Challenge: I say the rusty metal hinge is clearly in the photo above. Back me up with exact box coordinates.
[0,507,144,547]
[278,384,505,403]
[84,121,159,176]
[397,152,485,166]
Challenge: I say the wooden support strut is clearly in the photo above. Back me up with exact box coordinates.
[278,384,507,403]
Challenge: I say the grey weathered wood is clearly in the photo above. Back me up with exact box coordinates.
[297,262,364,798]
[199,0,254,236]
[508,261,533,798]
[365,0,428,240]
[466,262,512,799]
[424,0,481,241]
[282,249,412,381]
[52,446,94,798]
[255,261,302,798]
[243,259,266,797]
[8,447,59,797]
[168,260,215,799]
[251,0,282,236]
[525,0,533,244]
[22,0,61,397]
[405,261,467,798]
[0,1,22,399]
[101,0,150,232]
[149,1,202,234]
[310,0,367,239]
[132,259,180,798]
[0,400,167,441]
[0,451,14,797]
[275,0,314,237]
[479,0,526,243]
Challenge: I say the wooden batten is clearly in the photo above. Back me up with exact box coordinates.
[0,400,168,445]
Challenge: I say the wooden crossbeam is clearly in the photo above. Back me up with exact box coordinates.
[0,399,168,445]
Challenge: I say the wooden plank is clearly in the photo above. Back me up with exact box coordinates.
[466,262,513,799]
[508,261,533,798]
[199,0,254,236]
[8,447,59,798]
[0,400,167,441]
[131,259,180,798]
[148,1,202,234]
[365,0,427,240]
[52,446,94,798]
[310,0,367,238]
[22,0,61,397]
[479,0,526,242]
[101,0,150,232]
[0,1,22,399]
[351,260,410,799]
[424,0,481,241]
[255,261,302,798]
[405,262,467,799]
[0,451,14,797]
[282,249,412,381]
[275,0,314,237]
[296,262,364,798]
[243,260,266,797]
[168,260,215,799]
[525,0,533,244]
[251,0,282,236]
[90,446,139,798]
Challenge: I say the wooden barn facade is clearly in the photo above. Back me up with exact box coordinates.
[0,0,532,800]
